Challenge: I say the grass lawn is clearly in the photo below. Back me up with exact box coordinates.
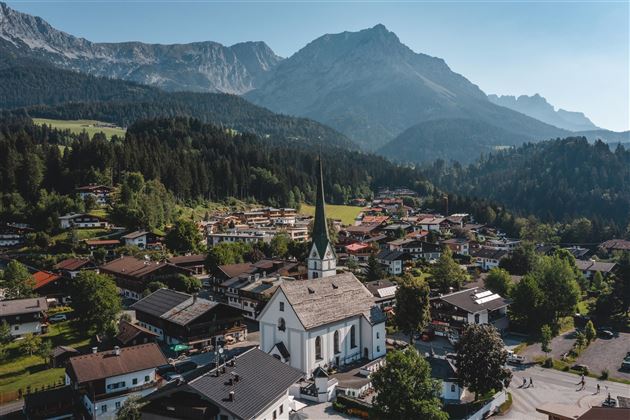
[0,321,91,399]
[33,118,126,139]
[51,228,109,242]
[300,203,362,225]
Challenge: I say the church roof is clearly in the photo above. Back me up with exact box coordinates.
[311,156,333,258]
[278,272,385,330]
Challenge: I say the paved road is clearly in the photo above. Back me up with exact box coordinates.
[506,364,630,419]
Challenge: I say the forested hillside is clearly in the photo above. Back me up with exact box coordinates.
[0,59,355,148]
[0,114,434,228]
[423,137,630,232]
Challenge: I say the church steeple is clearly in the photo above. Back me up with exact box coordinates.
[307,156,337,279]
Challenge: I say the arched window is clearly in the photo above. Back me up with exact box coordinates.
[315,336,322,360]
[278,317,286,331]
[334,330,340,354]
[350,325,357,348]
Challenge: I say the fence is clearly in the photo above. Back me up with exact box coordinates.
[0,376,66,405]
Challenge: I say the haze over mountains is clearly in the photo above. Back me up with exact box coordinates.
[1,2,627,162]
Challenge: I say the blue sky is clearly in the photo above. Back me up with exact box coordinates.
[7,0,629,131]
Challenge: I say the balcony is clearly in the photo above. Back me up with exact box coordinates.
[87,380,162,402]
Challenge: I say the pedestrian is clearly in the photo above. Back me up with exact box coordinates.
[529,377,534,388]
[522,377,527,388]
[597,384,600,394]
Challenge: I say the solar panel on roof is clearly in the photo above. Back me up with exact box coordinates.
[474,290,493,299]
[475,294,501,304]
[377,286,398,298]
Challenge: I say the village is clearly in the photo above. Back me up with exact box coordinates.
[0,161,629,420]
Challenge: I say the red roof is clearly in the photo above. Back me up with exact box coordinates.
[345,243,370,252]
[32,271,61,290]
[54,258,92,271]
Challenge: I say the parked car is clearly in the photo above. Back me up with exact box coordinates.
[572,364,589,373]
[164,372,183,382]
[156,364,177,377]
[597,329,614,339]
[506,351,525,365]
[621,360,630,372]
[48,313,68,323]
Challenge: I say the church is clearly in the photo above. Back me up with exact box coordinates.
[258,157,386,378]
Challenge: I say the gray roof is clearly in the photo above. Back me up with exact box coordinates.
[426,356,457,381]
[471,247,509,260]
[278,272,386,330]
[438,287,510,314]
[131,289,219,326]
[376,249,411,261]
[575,260,616,273]
[0,297,48,317]
[188,348,303,420]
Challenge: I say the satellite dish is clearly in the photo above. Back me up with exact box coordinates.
[219,347,224,354]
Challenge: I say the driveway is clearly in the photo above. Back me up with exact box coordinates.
[506,364,630,419]
[299,401,353,419]
[577,332,630,381]
[521,331,576,361]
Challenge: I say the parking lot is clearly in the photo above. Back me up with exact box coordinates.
[577,332,630,381]
[520,331,577,361]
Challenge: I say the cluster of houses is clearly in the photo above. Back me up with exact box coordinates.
[3,167,630,420]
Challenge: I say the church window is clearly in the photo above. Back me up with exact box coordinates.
[315,336,322,360]
[350,325,357,348]
[334,330,340,354]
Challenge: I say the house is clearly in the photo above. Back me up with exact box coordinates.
[345,242,372,262]
[536,404,630,420]
[58,213,110,230]
[221,275,288,320]
[211,259,302,295]
[599,239,630,255]
[564,246,591,260]
[0,297,48,337]
[418,217,448,232]
[376,249,412,275]
[54,257,96,279]
[99,256,192,300]
[258,272,387,378]
[470,247,509,271]
[574,260,616,280]
[485,238,521,251]
[426,355,462,402]
[65,343,167,419]
[388,239,442,261]
[442,238,470,256]
[167,254,207,276]
[207,229,274,247]
[114,319,159,348]
[430,287,510,341]
[342,224,383,241]
[131,288,246,350]
[121,230,149,249]
[32,270,64,300]
[365,279,398,309]
[51,345,80,368]
[75,184,114,206]
[141,348,304,420]
[85,239,121,254]
[24,385,76,420]
[381,223,414,237]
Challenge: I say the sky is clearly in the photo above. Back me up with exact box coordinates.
[6,0,630,131]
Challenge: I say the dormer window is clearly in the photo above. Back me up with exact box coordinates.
[279,302,284,312]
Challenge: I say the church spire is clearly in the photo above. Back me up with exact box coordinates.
[308,155,336,279]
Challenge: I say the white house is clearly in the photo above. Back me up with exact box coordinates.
[121,230,148,248]
[65,343,167,419]
[426,355,463,402]
[58,213,110,229]
[0,297,48,337]
[471,247,509,271]
[258,272,387,379]
[376,249,412,275]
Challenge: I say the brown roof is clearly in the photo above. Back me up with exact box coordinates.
[100,256,187,279]
[168,254,206,265]
[67,343,167,384]
[54,258,92,271]
[0,297,48,316]
[276,272,385,330]
[600,239,630,251]
[217,263,256,279]
[115,320,159,345]
[32,271,61,289]
[85,239,120,246]
[579,407,630,420]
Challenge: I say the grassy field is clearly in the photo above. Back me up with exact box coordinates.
[51,228,110,242]
[33,118,126,139]
[300,203,362,225]
[0,320,91,399]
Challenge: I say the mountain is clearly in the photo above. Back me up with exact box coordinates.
[378,118,531,164]
[246,24,568,149]
[422,137,630,230]
[575,129,630,144]
[487,94,599,132]
[0,56,355,148]
[0,2,282,93]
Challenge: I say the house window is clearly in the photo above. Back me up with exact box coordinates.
[115,402,121,409]
[451,384,456,392]
[279,302,284,312]
[474,313,480,324]
[279,404,283,414]
[101,405,107,413]
[145,375,150,382]
[334,330,340,354]
[132,378,138,385]
[376,332,380,339]
[350,325,357,348]
[273,409,277,419]
[315,336,322,360]
[377,345,380,352]
[14,326,18,331]
[278,317,286,332]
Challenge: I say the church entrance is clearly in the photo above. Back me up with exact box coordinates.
[363,348,369,359]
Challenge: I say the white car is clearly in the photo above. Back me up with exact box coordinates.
[48,313,68,323]
[506,350,525,365]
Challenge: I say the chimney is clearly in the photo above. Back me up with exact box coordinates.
[114,346,121,356]
[92,347,98,354]
[233,373,240,382]
[228,391,235,402]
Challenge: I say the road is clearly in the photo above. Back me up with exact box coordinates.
[505,364,630,419]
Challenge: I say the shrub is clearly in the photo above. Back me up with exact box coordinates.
[332,401,346,413]
[600,369,609,380]
[543,357,553,368]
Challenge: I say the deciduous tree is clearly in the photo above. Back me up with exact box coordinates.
[70,271,122,334]
[1,260,36,299]
[431,247,466,293]
[394,274,431,343]
[484,268,513,297]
